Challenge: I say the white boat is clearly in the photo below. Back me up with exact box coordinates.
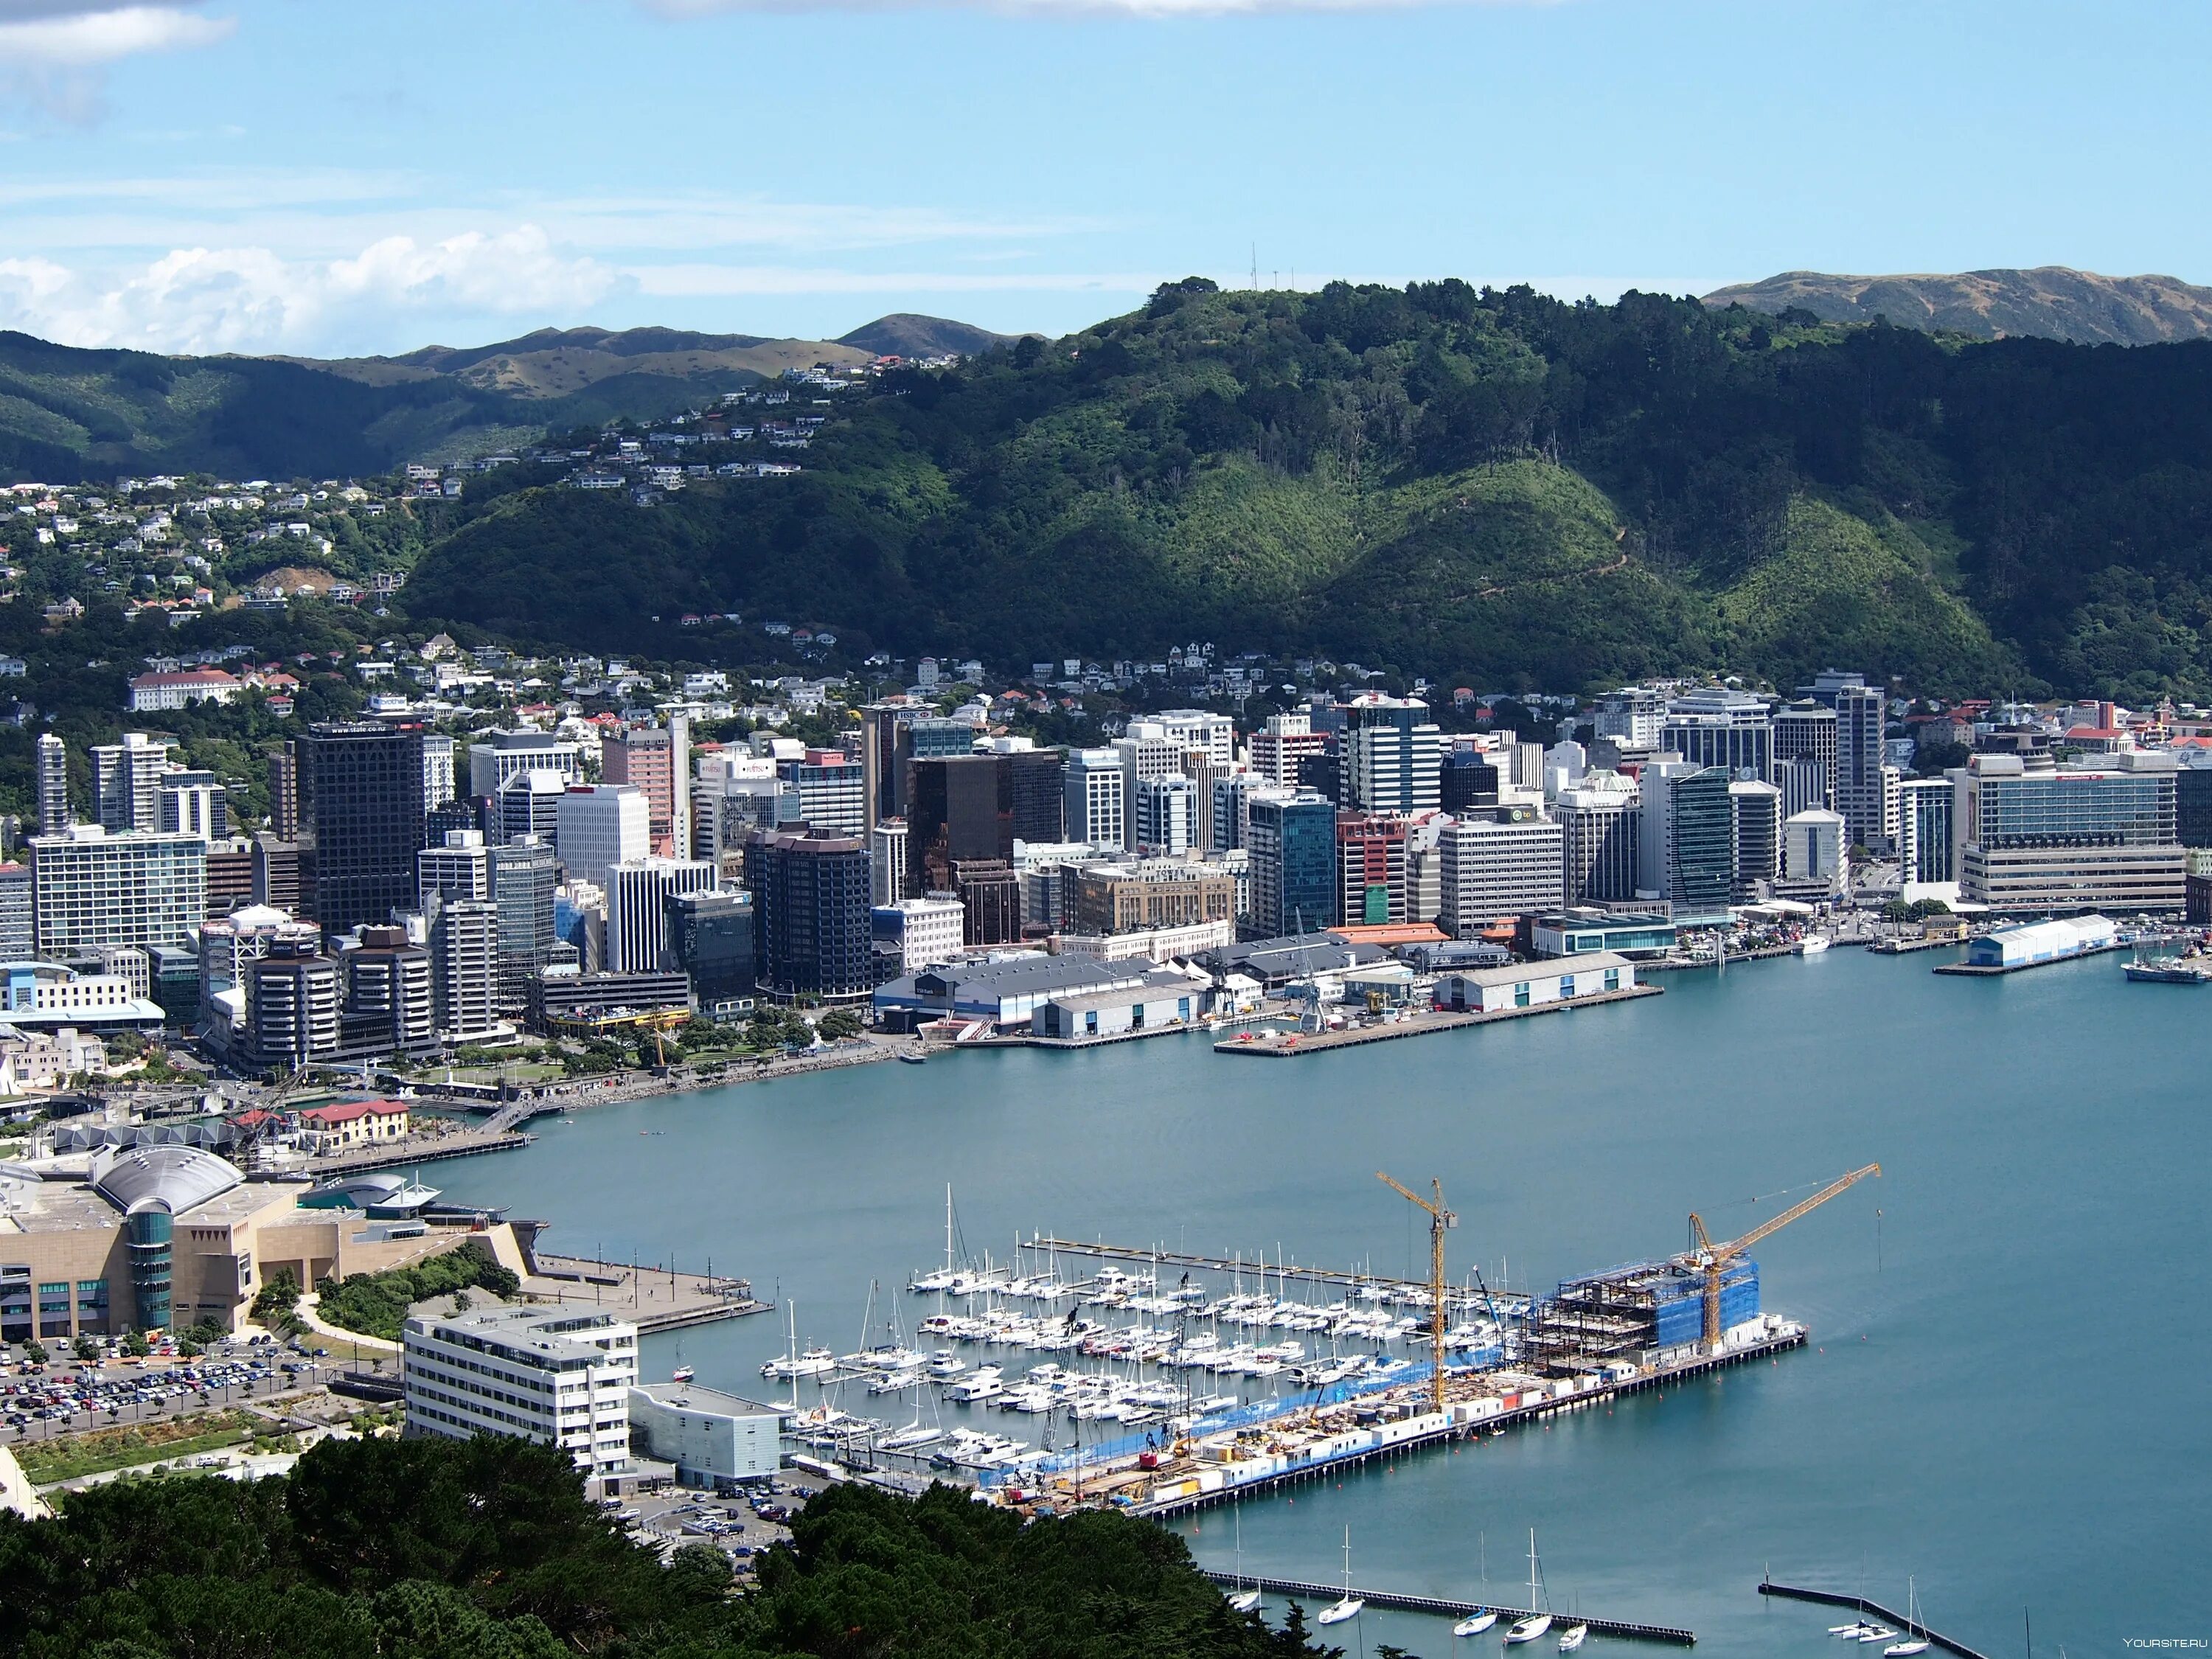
[1228,1588,1262,1613]
[1831,1623,1879,1639]
[1884,1578,1932,1655]
[1557,1625,1587,1652]
[1855,1630,1897,1645]
[761,1346,835,1380]
[1503,1530,1552,1645]
[1796,935,1832,955]
[1225,1505,1262,1615]
[880,1422,941,1451]
[1453,1612,1498,1637]
[945,1366,1004,1402]
[1317,1528,1365,1627]
[670,1365,695,1383]
[926,1352,966,1377]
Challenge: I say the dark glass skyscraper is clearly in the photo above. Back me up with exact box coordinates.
[743,826,872,1001]
[305,723,426,938]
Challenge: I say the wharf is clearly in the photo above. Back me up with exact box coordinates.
[299,1130,532,1175]
[1135,1326,1804,1519]
[1933,942,2124,976]
[1201,1573,1695,1646]
[1868,936,1964,955]
[526,1253,773,1333]
[1643,945,1797,972]
[1759,1580,1991,1659]
[1214,984,1661,1057]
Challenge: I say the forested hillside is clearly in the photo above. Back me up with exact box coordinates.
[405,281,2212,700]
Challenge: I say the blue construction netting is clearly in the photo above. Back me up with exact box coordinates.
[980,1343,1509,1486]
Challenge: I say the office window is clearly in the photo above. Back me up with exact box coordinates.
[1604,969,1621,992]
[1514,982,1531,1008]
[1560,975,1576,998]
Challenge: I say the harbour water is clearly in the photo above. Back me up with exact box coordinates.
[432,947,2210,1655]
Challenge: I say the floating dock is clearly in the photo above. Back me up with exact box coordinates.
[1214,984,1661,1057]
[1204,1572,1696,1646]
[1759,1579,1991,1659]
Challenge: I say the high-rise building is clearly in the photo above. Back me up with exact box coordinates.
[605,858,716,973]
[268,741,301,841]
[1728,780,1782,901]
[1639,763,1734,915]
[344,925,435,1052]
[1113,725,1188,850]
[1956,754,2184,913]
[304,723,427,937]
[35,733,69,835]
[907,755,1014,894]
[870,818,910,905]
[252,832,308,916]
[244,940,341,1068]
[951,859,1023,947]
[603,722,689,856]
[1339,695,1444,815]
[490,836,559,1012]
[1063,749,1126,849]
[1663,689,1774,782]
[1134,774,1197,858]
[2178,766,2212,849]
[1784,810,1848,889]
[744,826,873,1002]
[664,888,756,1009]
[31,828,207,953]
[429,897,500,1038]
[421,734,456,811]
[90,733,173,833]
[1441,751,1501,815]
[156,770,226,841]
[1897,776,1958,886]
[1248,712,1326,787]
[1150,709,1235,767]
[466,729,582,798]
[858,701,911,830]
[557,784,650,887]
[417,829,493,908]
[776,751,866,835]
[1557,779,1642,904]
[1211,774,1254,853]
[1437,810,1565,934]
[870,895,965,977]
[1773,702,1837,815]
[0,863,31,959]
[1337,813,1411,926]
[495,768,566,848]
[1006,748,1066,844]
[1246,791,1338,935]
[1594,687,1666,751]
[1799,670,1887,850]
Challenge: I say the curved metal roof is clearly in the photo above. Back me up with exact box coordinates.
[91,1145,243,1217]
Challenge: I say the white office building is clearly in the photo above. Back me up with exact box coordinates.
[403,1304,639,1477]
[422,734,456,810]
[605,858,716,973]
[1065,749,1127,850]
[1783,808,1847,888]
[1557,777,1641,904]
[30,828,207,954]
[1437,811,1565,935]
[870,895,965,975]
[428,897,500,1039]
[1340,695,1445,815]
[468,730,584,798]
[1134,774,1197,858]
[557,785,650,887]
[870,818,911,905]
[1150,709,1236,768]
[1594,687,1666,751]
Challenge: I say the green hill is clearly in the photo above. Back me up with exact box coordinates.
[408,278,2212,697]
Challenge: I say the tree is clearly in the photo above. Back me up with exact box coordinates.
[72,1335,101,1363]
[816,1009,864,1041]
[22,1339,46,1366]
[122,1329,150,1358]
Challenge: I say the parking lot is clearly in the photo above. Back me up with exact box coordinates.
[611,1474,828,1568]
[3,1335,351,1442]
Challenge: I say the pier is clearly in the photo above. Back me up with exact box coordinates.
[299,1128,533,1175]
[1201,1572,1697,1646]
[526,1253,773,1332]
[1759,1579,1992,1659]
[1214,984,1662,1057]
[1024,1234,1444,1295]
[1131,1326,1804,1519]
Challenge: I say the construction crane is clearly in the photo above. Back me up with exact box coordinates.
[1377,1171,1456,1412]
[1683,1163,1881,1355]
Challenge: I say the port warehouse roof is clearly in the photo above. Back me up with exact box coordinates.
[874,956,1149,1024]
[1197,933,1388,988]
[1967,914,2115,967]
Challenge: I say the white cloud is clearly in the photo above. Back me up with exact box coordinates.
[1,4,234,120]
[0,226,624,355]
[633,265,1159,296]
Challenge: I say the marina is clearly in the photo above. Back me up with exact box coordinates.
[1199,1571,1697,1646]
[1758,1581,1990,1659]
[426,945,2212,1656]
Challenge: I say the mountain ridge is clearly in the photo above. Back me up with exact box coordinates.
[1703,265,2212,345]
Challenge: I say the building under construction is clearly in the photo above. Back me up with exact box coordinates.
[1528,1257,1760,1371]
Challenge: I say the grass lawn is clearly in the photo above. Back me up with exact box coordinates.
[18,1409,262,1485]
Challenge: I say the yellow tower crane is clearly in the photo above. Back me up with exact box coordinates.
[1377,1171,1456,1413]
[1683,1162,1881,1355]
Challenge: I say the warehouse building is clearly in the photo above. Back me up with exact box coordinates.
[628,1381,790,1489]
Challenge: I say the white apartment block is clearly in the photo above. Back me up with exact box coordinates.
[605,858,715,973]
[30,829,206,955]
[557,785,650,888]
[403,1304,639,1476]
[1150,709,1236,767]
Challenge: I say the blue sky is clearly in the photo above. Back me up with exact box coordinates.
[0,0,2203,356]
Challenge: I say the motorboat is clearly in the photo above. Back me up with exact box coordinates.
[1557,1625,1587,1652]
[926,1352,966,1378]
[1453,1612,1498,1637]
[945,1367,1004,1402]
[1795,935,1832,956]
[761,1346,835,1380]
[897,1050,928,1065]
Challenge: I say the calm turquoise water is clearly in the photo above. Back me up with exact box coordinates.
[432,948,2209,1657]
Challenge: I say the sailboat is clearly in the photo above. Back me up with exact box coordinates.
[1454,1529,1498,1636]
[1225,1505,1262,1614]
[760,1301,836,1381]
[1502,1530,1554,1645]
[1884,1579,1932,1656]
[1316,1528,1364,1626]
